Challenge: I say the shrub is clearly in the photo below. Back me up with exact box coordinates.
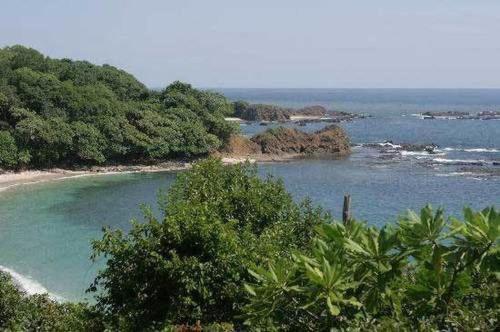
[243,206,499,331]
[0,271,103,331]
[90,158,329,329]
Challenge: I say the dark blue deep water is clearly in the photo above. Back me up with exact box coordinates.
[0,89,499,300]
[219,88,500,221]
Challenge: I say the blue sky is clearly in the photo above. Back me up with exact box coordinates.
[1,0,499,88]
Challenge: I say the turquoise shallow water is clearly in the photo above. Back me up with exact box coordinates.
[0,173,177,301]
[0,89,499,301]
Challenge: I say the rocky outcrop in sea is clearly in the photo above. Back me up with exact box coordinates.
[356,140,500,179]
[252,125,351,156]
[232,101,366,123]
[234,103,292,122]
[219,125,351,160]
[361,141,440,155]
[417,111,500,120]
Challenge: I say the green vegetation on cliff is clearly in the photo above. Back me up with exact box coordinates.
[0,46,237,169]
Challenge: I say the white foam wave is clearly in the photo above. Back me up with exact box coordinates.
[377,142,402,149]
[464,148,499,153]
[432,158,489,165]
[401,150,445,157]
[435,172,476,177]
[0,265,63,301]
[435,172,495,181]
[443,147,500,153]
[434,116,459,120]
[412,113,461,120]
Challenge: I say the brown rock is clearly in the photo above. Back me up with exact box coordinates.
[251,125,350,156]
[219,135,262,156]
[292,105,328,116]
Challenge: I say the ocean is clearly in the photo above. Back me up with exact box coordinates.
[0,89,499,301]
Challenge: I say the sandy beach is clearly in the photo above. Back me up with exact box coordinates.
[0,155,304,193]
[0,170,83,192]
[0,163,193,193]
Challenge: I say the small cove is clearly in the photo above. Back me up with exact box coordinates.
[1,88,499,301]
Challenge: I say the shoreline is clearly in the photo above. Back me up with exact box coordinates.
[0,154,316,193]
[0,155,282,193]
[0,162,192,193]
[0,157,280,193]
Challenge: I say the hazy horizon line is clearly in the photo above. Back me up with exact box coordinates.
[203,87,500,90]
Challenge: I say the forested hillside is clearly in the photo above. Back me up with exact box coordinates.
[0,46,236,169]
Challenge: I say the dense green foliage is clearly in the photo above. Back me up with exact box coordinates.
[0,272,102,331]
[244,206,499,331]
[0,46,236,169]
[89,160,499,330]
[90,158,327,330]
[0,160,498,331]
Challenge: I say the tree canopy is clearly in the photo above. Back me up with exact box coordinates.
[90,158,327,330]
[0,46,237,169]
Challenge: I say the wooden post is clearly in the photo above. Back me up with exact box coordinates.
[342,194,351,225]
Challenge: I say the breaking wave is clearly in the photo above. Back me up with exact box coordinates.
[400,150,445,157]
[377,142,402,149]
[442,147,500,153]
[0,265,63,302]
[435,172,476,177]
[431,158,494,166]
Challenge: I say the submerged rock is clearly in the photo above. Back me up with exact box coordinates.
[458,167,500,177]
[477,111,500,120]
[363,141,439,154]
[422,111,470,118]
[400,143,439,153]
